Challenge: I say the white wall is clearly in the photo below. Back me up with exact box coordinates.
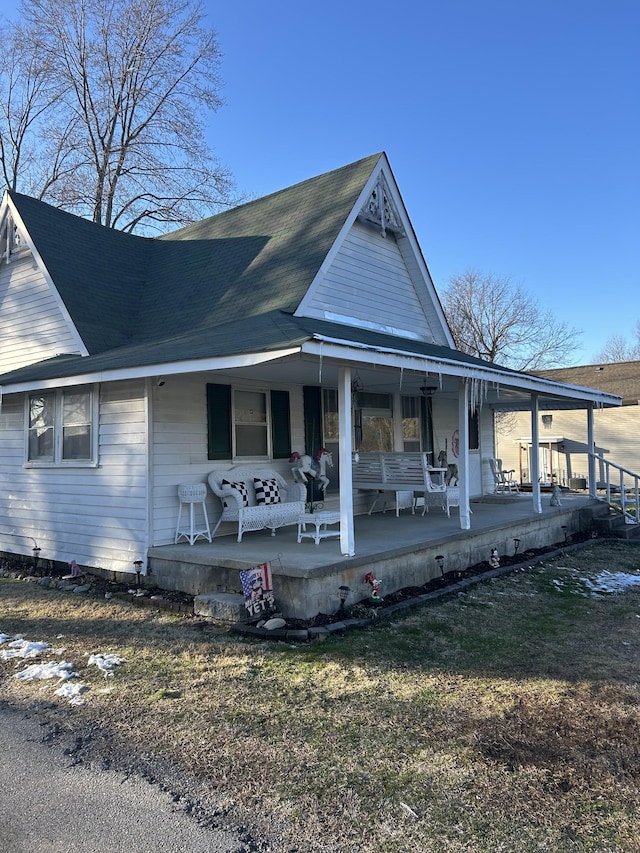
[150,373,306,544]
[431,397,487,498]
[0,253,81,373]
[302,222,440,342]
[0,380,148,572]
[497,406,640,488]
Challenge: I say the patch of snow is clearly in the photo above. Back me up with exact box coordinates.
[1,639,51,660]
[551,570,640,598]
[87,653,125,677]
[15,660,76,681]
[2,627,125,704]
[580,571,640,596]
[54,681,86,705]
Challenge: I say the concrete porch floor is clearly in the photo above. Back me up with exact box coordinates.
[148,492,602,620]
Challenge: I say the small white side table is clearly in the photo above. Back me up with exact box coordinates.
[297,511,341,545]
[175,483,212,545]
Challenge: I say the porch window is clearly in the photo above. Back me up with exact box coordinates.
[358,392,394,452]
[234,389,268,457]
[469,410,479,451]
[27,387,95,464]
[207,384,291,461]
[322,389,339,443]
[401,396,421,451]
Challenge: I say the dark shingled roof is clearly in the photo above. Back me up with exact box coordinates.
[8,153,382,357]
[534,362,640,405]
[7,191,150,352]
[0,310,493,386]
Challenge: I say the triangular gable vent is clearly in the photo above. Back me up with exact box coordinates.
[358,174,406,238]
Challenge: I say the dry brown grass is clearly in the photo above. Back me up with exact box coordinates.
[2,540,640,852]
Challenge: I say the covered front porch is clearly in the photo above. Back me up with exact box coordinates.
[149,491,602,620]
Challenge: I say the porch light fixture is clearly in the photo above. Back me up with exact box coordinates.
[133,559,144,588]
[420,385,438,396]
[513,538,520,556]
[435,554,445,576]
[338,585,350,615]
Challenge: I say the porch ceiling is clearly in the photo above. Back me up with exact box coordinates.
[219,352,618,412]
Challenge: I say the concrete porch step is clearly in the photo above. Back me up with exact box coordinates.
[194,592,245,621]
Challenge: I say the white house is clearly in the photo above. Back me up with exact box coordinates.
[497,361,640,490]
[0,153,621,595]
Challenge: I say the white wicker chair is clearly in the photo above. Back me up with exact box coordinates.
[488,458,519,494]
[208,467,306,542]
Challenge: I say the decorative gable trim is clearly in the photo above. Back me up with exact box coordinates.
[0,208,30,263]
[358,173,406,238]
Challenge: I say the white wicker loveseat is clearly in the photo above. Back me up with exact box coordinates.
[208,467,307,542]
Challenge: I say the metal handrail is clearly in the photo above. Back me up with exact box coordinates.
[589,452,640,523]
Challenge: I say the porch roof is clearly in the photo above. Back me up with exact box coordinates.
[0,310,622,412]
[514,436,610,454]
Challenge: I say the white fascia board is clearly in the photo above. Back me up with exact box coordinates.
[381,163,456,348]
[302,337,622,408]
[294,155,456,348]
[6,196,89,357]
[0,346,302,393]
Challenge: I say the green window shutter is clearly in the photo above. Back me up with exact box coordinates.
[270,390,291,459]
[420,395,434,460]
[207,383,232,460]
[303,386,322,457]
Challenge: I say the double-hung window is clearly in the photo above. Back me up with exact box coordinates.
[27,386,96,465]
[233,389,268,457]
[207,384,291,461]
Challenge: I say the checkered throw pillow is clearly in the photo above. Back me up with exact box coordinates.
[221,479,250,507]
[254,477,281,505]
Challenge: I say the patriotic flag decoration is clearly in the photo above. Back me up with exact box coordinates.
[240,562,275,617]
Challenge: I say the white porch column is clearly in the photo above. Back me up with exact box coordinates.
[338,366,355,556]
[587,403,596,497]
[530,395,542,513]
[457,379,471,529]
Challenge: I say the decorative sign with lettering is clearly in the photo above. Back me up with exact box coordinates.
[240,562,275,617]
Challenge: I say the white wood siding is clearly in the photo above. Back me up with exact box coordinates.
[302,222,439,342]
[0,254,81,373]
[396,235,452,346]
[496,406,640,488]
[150,374,305,544]
[479,408,497,495]
[0,380,148,572]
[432,397,485,498]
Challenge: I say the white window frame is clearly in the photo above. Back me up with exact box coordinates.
[232,386,271,461]
[25,385,99,467]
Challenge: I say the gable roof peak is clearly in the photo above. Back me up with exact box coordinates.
[165,152,386,240]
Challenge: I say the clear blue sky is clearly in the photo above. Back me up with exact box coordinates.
[205,0,638,364]
[5,0,638,363]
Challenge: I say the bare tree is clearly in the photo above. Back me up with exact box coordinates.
[592,330,640,363]
[441,270,581,371]
[0,24,67,195]
[1,0,236,232]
